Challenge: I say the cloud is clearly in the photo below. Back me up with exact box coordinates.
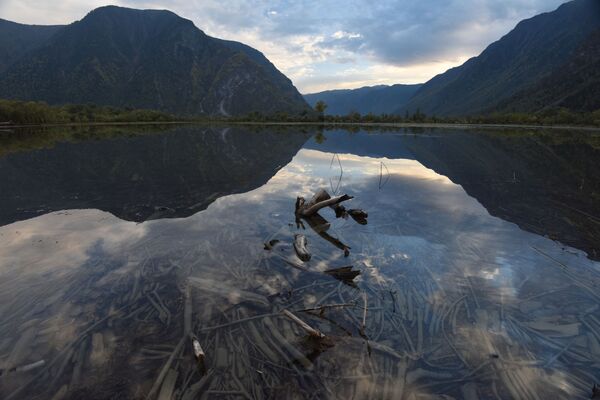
[331,31,362,40]
[298,59,470,93]
[314,0,567,66]
[0,210,148,278]
[0,0,568,92]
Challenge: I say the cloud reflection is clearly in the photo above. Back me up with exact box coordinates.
[0,142,598,399]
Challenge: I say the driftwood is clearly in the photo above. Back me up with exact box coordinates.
[294,189,361,257]
[191,334,207,375]
[299,189,368,225]
[157,369,178,400]
[146,336,186,400]
[263,317,313,369]
[324,266,361,285]
[314,188,348,217]
[348,209,368,225]
[191,335,205,361]
[293,234,311,261]
[282,309,325,339]
[362,292,368,333]
[303,212,330,233]
[298,303,356,314]
[302,206,351,257]
[593,384,600,399]
[295,189,353,218]
[263,239,280,251]
[0,360,45,376]
[181,370,214,400]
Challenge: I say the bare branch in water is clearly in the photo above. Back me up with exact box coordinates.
[329,153,343,195]
[282,309,325,339]
[379,161,390,190]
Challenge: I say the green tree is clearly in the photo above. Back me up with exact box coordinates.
[314,100,327,121]
[348,111,361,122]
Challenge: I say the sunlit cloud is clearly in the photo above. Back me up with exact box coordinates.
[331,31,362,40]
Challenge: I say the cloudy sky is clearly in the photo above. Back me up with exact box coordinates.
[0,0,567,93]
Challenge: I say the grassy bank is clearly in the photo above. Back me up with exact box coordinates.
[0,99,176,125]
[2,99,600,129]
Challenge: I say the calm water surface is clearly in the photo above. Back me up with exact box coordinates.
[0,126,599,399]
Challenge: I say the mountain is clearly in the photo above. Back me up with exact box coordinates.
[0,19,62,73]
[304,84,422,115]
[397,0,600,117]
[498,29,600,113]
[0,126,310,226]
[0,6,310,116]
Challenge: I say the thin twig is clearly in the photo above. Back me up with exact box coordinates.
[199,313,279,332]
[362,292,368,332]
[282,309,325,338]
[379,161,390,190]
[329,153,344,195]
[296,302,356,313]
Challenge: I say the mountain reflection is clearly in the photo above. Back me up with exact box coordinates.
[0,125,310,225]
[1,140,598,399]
[1,125,598,262]
[306,128,600,260]
[1,126,600,399]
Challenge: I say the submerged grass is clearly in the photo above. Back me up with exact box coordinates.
[0,130,599,400]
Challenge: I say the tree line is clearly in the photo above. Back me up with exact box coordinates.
[2,98,600,127]
[0,99,176,125]
[236,100,600,127]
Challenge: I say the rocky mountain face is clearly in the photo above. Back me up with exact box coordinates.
[397,0,600,116]
[0,6,310,116]
[498,29,600,113]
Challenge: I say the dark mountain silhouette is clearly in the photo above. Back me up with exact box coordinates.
[0,18,62,73]
[0,6,310,116]
[304,84,422,115]
[498,29,600,113]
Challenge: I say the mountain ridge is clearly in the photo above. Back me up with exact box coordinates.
[304,83,422,115]
[0,18,63,73]
[0,6,310,116]
[396,0,600,116]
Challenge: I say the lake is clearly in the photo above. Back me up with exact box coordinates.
[0,125,599,400]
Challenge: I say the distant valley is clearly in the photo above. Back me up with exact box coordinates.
[304,84,421,116]
[305,0,600,118]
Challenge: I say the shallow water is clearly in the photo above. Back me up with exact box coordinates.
[0,125,599,399]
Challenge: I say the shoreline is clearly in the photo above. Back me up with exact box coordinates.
[1,120,600,132]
